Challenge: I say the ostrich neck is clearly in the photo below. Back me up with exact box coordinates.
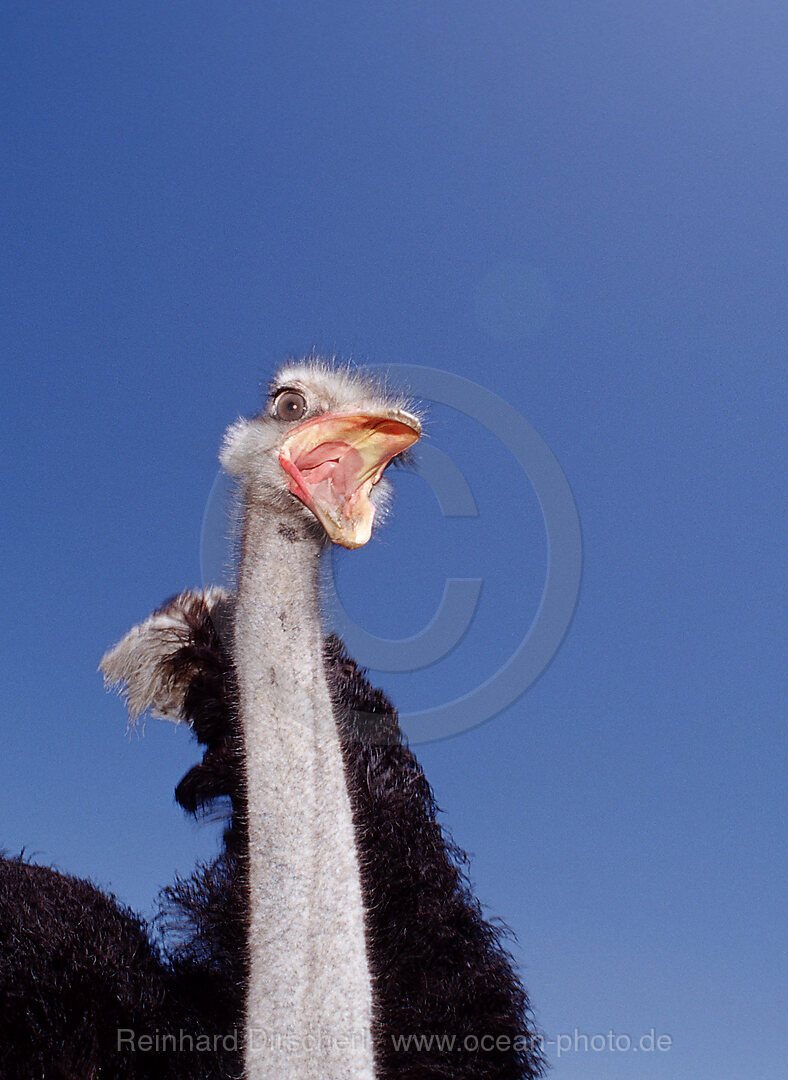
[233,503,374,1080]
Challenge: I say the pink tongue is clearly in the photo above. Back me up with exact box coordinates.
[293,443,365,501]
[296,441,348,470]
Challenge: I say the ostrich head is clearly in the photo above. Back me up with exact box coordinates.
[220,360,422,548]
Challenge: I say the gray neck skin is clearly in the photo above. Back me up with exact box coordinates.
[233,499,374,1080]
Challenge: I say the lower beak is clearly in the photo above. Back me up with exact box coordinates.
[279,410,421,548]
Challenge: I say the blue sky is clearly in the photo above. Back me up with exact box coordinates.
[2,3,785,1077]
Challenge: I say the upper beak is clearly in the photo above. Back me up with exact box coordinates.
[279,409,421,548]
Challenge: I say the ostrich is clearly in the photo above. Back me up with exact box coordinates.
[0,361,545,1080]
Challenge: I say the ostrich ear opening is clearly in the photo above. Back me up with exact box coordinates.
[100,588,232,727]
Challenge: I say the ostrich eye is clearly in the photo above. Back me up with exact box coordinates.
[274,390,307,422]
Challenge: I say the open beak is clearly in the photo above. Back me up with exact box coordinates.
[279,409,421,548]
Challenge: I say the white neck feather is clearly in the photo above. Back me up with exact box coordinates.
[233,503,374,1080]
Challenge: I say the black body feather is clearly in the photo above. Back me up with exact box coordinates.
[0,593,544,1078]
